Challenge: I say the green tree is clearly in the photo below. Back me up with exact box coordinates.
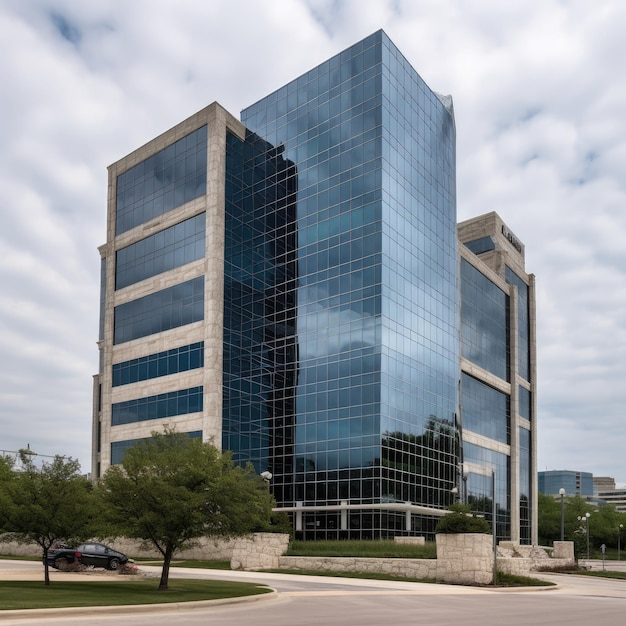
[98,429,274,590]
[538,494,626,557]
[537,492,561,545]
[0,454,15,534]
[0,453,98,585]
[436,503,492,534]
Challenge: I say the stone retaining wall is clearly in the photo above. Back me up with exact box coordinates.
[436,533,494,584]
[1,533,577,585]
[0,540,40,558]
[110,536,236,561]
[279,555,437,579]
[231,533,290,570]
[0,534,235,561]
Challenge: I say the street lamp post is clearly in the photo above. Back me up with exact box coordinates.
[559,488,565,541]
[619,524,623,561]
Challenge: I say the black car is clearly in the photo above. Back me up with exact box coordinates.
[46,542,129,570]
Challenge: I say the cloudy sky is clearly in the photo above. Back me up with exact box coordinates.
[1,0,625,482]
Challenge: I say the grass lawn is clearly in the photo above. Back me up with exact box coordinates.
[285,539,437,559]
[573,570,626,580]
[0,579,272,611]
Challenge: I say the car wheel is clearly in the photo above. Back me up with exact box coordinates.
[108,557,120,570]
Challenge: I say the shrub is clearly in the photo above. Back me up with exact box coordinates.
[58,561,87,572]
[436,504,492,534]
[117,563,140,575]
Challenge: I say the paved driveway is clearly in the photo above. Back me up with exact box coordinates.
[2,559,626,626]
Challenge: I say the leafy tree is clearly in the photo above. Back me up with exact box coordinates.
[0,453,98,585]
[0,454,13,486]
[537,492,561,545]
[538,494,626,557]
[98,429,274,590]
[0,454,15,534]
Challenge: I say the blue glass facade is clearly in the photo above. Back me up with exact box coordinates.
[463,236,495,255]
[113,276,204,344]
[115,213,206,289]
[539,470,593,497]
[518,385,531,421]
[111,386,203,426]
[223,130,298,500]
[519,427,531,543]
[505,266,530,381]
[461,258,509,380]
[232,31,459,538]
[115,126,207,235]
[112,342,204,387]
[464,442,511,541]
[461,373,510,444]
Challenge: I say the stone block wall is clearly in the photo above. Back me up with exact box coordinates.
[0,534,235,561]
[0,540,41,557]
[99,536,235,561]
[436,533,494,585]
[279,556,438,579]
[496,540,576,575]
[231,533,290,570]
[552,541,575,561]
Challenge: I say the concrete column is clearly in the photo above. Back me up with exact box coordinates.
[340,501,348,530]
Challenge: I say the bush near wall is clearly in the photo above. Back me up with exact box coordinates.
[436,505,492,535]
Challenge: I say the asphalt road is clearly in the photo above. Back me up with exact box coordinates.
[2,560,626,626]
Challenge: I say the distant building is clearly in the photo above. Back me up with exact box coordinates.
[593,476,616,495]
[538,470,594,497]
[93,30,537,543]
[597,489,626,513]
[592,477,626,512]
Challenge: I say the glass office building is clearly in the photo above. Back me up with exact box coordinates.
[458,212,537,544]
[94,31,537,543]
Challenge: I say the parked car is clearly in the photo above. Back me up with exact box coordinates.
[45,542,129,570]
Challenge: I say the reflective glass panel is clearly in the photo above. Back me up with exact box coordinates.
[519,427,531,544]
[505,266,530,381]
[461,373,510,444]
[518,385,531,421]
[112,342,204,386]
[111,386,203,426]
[463,442,511,542]
[116,126,207,234]
[461,259,509,380]
[116,213,206,289]
[113,276,204,344]
[234,31,459,538]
